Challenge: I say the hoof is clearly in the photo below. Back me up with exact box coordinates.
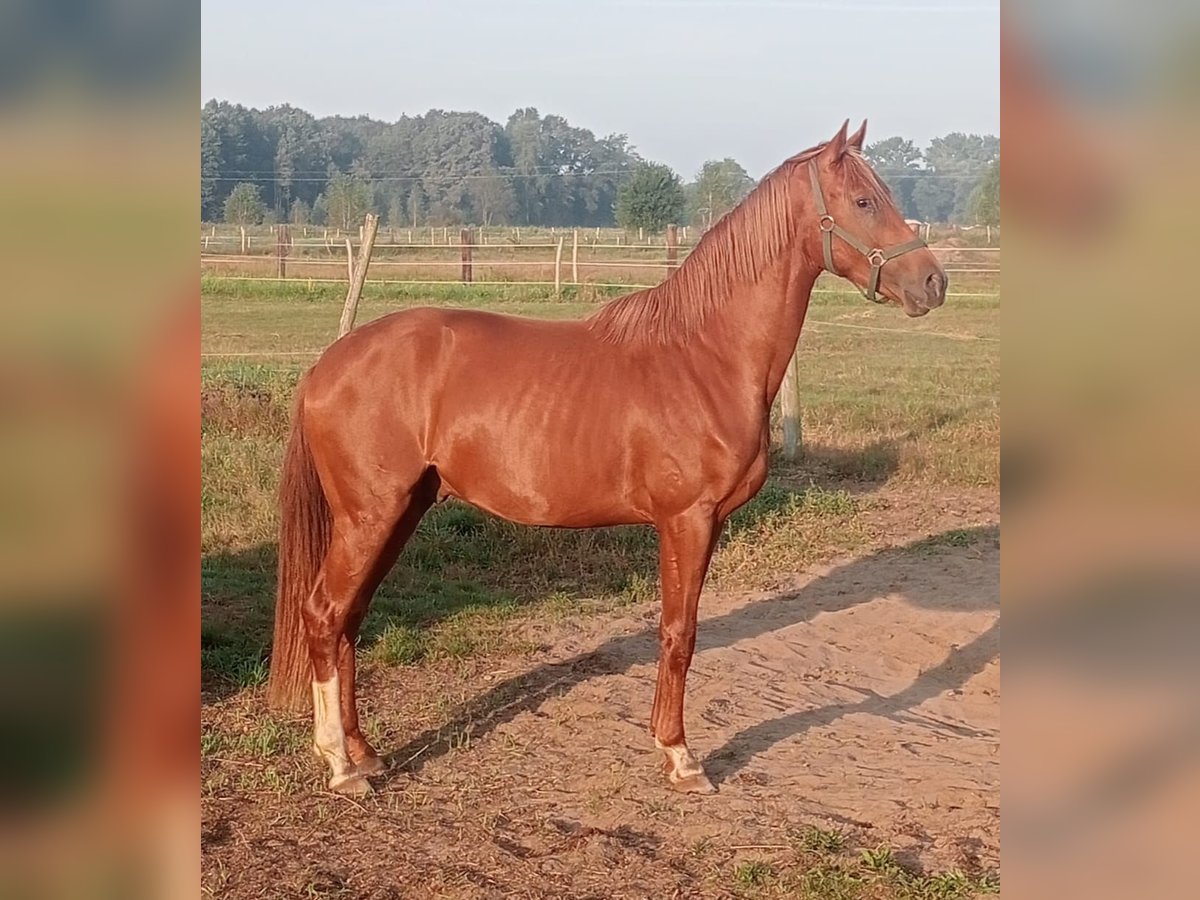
[329,773,373,796]
[668,771,717,795]
[656,740,716,795]
[353,754,388,777]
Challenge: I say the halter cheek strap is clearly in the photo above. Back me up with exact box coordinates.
[808,161,927,304]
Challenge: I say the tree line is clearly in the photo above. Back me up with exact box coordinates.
[202,100,998,231]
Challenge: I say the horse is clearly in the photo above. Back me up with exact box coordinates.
[266,120,948,796]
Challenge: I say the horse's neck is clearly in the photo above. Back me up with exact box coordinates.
[695,245,820,409]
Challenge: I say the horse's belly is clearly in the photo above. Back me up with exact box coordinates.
[432,438,644,529]
[438,468,642,529]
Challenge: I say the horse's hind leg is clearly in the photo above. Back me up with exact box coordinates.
[337,476,436,775]
[304,475,434,794]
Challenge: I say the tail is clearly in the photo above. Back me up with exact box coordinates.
[266,382,331,712]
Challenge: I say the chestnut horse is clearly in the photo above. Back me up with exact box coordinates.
[267,121,948,796]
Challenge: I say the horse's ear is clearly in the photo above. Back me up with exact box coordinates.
[826,119,850,160]
[848,119,868,152]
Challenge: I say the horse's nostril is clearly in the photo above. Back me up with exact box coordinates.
[923,271,947,306]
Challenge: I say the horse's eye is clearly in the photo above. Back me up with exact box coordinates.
[856,198,873,210]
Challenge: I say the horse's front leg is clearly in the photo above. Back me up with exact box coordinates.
[650,507,720,794]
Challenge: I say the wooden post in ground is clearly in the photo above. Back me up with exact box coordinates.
[276,224,290,278]
[666,223,678,276]
[571,229,579,283]
[780,348,802,461]
[442,226,448,244]
[554,236,564,297]
[345,238,354,283]
[460,227,473,283]
[338,214,380,339]
[240,226,247,254]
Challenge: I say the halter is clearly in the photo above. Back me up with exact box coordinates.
[807,160,927,304]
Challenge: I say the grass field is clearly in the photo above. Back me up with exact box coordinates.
[201,275,1000,897]
[202,278,998,686]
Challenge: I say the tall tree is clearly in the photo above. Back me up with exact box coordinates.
[911,177,957,224]
[863,136,923,171]
[689,158,755,228]
[924,132,1000,223]
[863,136,924,219]
[406,183,426,228]
[969,160,1000,225]
[289,198,310,226]
[924,133,999,175]
[325,174,373,230]
[223,183,265,225]
[200,114,222,220]
[616,162,685,233]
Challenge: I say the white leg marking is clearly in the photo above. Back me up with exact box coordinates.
[655,737,705,781]
[312,676,356,785]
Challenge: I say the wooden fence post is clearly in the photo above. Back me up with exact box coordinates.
[338,214,380,339]
[638,227,644,242]
[571,229,579,283]
[780,348,802,461]
[554,236,564,297]
[345,238,354,283]
[460,227,473,283]
[240,226,247,254]
[666,223,678,275]
[442,226,448,244]
[276,224,289,278]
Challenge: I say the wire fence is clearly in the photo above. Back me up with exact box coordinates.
[200,223,1001,294]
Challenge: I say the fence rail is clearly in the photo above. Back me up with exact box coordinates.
[201,225,1001,293]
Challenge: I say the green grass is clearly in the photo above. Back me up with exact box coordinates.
[796,825,848,855]
[201,283,998,691]
[734,860,777,890]
[717,835,998,900]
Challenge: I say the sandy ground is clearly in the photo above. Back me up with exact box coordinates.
[202,520,999,898]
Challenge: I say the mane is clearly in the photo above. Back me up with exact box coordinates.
[587,142,891,346]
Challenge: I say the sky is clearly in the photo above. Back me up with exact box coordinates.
[200,0,999,178]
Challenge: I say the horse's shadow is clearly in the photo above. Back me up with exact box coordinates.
[201,457,913,704]
[378,524,999,787]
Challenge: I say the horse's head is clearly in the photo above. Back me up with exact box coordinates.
[803,120,948,316]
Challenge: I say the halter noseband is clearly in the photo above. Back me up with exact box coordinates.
[807,160,927,304]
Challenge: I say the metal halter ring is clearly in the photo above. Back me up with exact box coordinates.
[818,214,836,233]
[867,249,887,267]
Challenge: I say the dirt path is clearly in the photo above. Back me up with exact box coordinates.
[203,525,999,898]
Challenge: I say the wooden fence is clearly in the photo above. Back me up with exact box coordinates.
[200,225,1001,292]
